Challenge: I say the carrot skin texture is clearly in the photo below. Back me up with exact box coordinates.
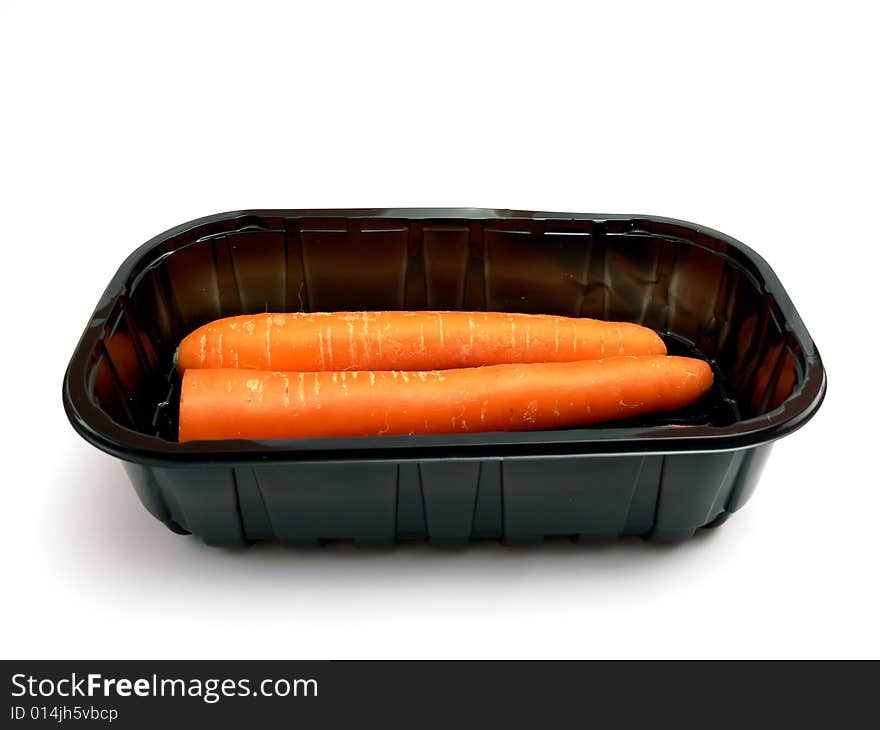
[178,356,712,442]
[176,311,666,373]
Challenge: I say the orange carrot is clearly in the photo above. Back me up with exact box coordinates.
[178,356,712,441]
[175,311,666,373]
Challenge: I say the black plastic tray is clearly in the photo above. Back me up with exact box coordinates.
[63,209,825,545]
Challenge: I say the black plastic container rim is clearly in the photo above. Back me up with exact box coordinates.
[62,209,826,465]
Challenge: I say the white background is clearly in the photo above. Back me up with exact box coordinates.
[1,0,877,659]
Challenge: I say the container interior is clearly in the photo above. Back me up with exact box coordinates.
[84,213,806,444]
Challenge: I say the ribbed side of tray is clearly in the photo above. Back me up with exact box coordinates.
[123,444,771,546]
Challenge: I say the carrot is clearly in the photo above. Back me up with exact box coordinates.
[175,311,666,373]
[178,355,712,441]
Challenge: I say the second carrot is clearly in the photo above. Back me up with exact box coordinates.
[178,356,713,441]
